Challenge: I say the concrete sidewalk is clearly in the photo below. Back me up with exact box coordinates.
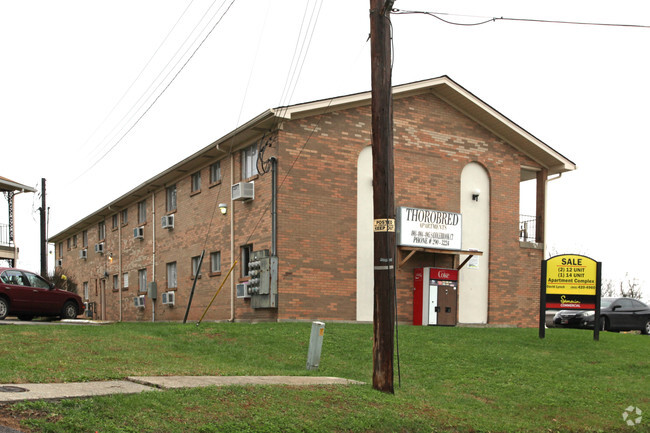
[0,376,364,403]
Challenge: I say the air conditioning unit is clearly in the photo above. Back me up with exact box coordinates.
[232,181,254,201]
[133,226,144,240]
[134,295,145,308]
[94,242,104,254]
[79,249,87,260]
[161,291,175,306]
[161,214,175,229]
[236,282,251,299]
[56,259,63,267]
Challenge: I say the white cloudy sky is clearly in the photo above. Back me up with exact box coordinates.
[1,0,649,300]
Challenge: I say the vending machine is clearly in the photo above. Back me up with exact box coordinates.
[413,268,458,326]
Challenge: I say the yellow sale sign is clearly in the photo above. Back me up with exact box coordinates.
[546,255,597,296]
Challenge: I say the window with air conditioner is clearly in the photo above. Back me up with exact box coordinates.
[241,144,258,179]
[167,262,177,289]
[166,185,177,212]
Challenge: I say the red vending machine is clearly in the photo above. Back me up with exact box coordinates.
[413,268,458,326]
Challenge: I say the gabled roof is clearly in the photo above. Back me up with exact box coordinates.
[273,75,576,175]
[0,176,36,193]
[50,76,575,242]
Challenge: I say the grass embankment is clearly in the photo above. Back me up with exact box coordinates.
[0,322,648,432]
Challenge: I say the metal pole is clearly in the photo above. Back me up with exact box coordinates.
[40,178,47,276]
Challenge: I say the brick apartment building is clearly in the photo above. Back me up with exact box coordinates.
[50,76,575,326]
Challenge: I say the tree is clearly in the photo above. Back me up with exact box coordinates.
[601,273,643,300]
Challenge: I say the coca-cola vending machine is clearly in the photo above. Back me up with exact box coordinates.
[413,268,458,326]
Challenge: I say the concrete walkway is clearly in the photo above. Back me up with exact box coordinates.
[0,376,364,403]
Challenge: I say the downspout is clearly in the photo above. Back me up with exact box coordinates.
[118,219,122,322]
[152,191,156,322]
[229,153,236,322]
[543,173,562,258]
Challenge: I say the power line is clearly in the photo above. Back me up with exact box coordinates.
[73,0,238,183]
[392,9,650,29]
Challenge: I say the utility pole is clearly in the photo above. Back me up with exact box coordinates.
[40,178,47,277]
[369,0,395,394]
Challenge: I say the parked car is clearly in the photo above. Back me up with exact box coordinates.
[553,297,650,334]
[0,267,85,321]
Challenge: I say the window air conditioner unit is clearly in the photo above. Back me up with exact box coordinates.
[236,282,251,299]
[79,249,88,260]
[161,291,175,306]
[133,226,144,240]
[134,295,145,308]
[94,243,104,254]
[56,259,63,267]
[232,181,254,201]
[161,214,175,229]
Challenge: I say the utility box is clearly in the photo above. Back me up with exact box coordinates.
[249,249,278,309]
[306,321,325,370]
[148,281,157,300]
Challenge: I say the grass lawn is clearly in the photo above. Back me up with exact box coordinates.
[0,322,648,432]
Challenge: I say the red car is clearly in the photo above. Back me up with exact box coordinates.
[0,267,85,321]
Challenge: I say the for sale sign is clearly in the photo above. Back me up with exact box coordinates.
[539,254,602,340]
[545,254,598,309]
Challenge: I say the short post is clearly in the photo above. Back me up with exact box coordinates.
[306,321,325,370]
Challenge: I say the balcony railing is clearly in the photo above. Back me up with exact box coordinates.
[519,215,539,243]
[0,223,12,247]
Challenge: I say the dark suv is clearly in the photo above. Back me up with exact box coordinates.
[0,267,85,321]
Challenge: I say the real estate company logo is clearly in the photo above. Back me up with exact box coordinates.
[622,406,642,426]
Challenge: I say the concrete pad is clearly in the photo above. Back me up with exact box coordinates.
[128,376,365,389]
[0,380,158,402]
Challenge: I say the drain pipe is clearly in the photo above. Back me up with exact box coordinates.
[229,154,236,322]
[152,192,156,322]
[271,157,277,257]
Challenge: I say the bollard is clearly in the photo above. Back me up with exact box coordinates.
[306,321,325,370]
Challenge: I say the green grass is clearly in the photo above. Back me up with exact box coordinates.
[0,322,648,432]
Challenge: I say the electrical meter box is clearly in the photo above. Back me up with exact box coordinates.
[248,249,278,309]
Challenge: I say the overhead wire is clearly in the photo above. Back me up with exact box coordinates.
[81,0,199,162]
[391,9,650,29]
[74,0,237,183]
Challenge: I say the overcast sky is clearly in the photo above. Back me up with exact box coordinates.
[2,0,649,300]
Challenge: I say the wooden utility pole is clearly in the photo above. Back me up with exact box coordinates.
[40,178,47,277]
[369,0,395,394]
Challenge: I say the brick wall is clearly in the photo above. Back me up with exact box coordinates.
[55,90,544,326]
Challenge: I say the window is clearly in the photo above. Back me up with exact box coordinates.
[241,144,258,179]
[166,185,177,212]
[191,256,202,279]
[72,235,77,248]
[210,251,221,274]
[83,282,89,300]
[191,171,201,193]
[167,262,177,288]
[113,275,118,291]
[98,221,106,241]
[210,162,221,184]
[24,271,50,289]
[58,242,63,258]
[112,214,119,230]
[241,244,253,278]
[138,269,147,293]
[82,230,88,248]
[121,209,128,225]
[136,200,146,225]
[67,238,71,250]
[123,272,129,289]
